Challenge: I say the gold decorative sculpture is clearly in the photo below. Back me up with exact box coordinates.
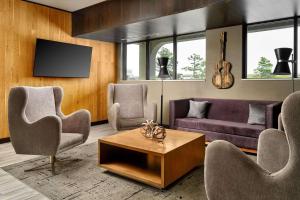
[140,120,166,142]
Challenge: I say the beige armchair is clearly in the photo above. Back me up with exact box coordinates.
[8,86,91,174]
[107,83,157,130]
[205,91,300,200]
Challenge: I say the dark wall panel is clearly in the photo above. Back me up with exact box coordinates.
[72,0,300,43]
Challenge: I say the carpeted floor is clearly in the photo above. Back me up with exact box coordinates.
[3,142,208,200]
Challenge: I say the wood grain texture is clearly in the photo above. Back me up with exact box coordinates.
[98,128,205,188]
[73,0,300,43]
[72,0,218,42]
[163,136,205,187]
[0,0,117,138]
[99,128,203,155]
[72,0,214,37]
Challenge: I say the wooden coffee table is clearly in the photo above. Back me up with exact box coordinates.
[98,128,205,188]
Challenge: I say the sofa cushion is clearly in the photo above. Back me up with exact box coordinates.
[187,100,208,118]
[175,118,264,138]
[248,104,266,125]
[177,127,259,149]
[193,98,276,123]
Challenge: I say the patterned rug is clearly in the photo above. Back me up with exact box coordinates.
[2,142,207,200]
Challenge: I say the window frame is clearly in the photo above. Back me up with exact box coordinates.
[243,17,298,79]
[122,31,206,80]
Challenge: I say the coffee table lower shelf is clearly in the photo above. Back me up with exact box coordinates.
[100,162,162,188]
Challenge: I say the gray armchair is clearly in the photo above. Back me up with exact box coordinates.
[205,91,300,200]
[8,86,91,174]
[107,83,157,130]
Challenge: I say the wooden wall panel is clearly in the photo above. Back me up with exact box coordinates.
[0,0,117,139]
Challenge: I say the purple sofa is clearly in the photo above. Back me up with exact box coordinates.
[169,98,282,149]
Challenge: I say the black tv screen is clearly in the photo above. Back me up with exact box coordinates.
[33,39,92,78]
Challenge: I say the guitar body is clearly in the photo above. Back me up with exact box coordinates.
[212,32,234,89]
[221,61,234,89]
[212,60,234,89]
[212,61,223,89]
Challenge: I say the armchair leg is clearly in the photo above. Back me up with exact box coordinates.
[50,155,56,175]
[24,155,79,174]
[24,155,56,174]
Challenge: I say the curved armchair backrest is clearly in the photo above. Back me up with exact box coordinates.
[204,91,300,200]
[9,87,28,132]
[108,84,147,119]
[24,87,57,122]
[282,91,300,167]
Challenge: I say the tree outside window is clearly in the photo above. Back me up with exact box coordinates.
[177,35,206,80]
[181,54,206,80]
[253,57,273,78]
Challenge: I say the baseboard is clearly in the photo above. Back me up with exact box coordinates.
[0,137,10,144]
[91,120,108,126]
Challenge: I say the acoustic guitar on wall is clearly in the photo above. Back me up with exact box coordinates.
[212,32,234,89]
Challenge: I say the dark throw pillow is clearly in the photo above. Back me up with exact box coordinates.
[248,104,266,125]
[187,100,208,119]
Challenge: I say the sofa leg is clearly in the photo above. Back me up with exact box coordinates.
[50,155,55,175]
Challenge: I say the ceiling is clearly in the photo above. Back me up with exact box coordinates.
[73,0,300,43]
[26,0,107,12]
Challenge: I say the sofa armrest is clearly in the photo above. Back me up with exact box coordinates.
[265,102,282,129]
[169,98,192,129]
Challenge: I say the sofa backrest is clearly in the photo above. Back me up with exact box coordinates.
[193,98,278,123]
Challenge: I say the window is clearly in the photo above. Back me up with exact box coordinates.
[126,42,146,80]
[177,33,206,80]
[246,19,294,79]
[149,37,174,80]
[123,32,206,80]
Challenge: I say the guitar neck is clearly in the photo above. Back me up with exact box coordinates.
[220,32,227,61]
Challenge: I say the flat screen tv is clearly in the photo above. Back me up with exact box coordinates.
[33,39,92,78]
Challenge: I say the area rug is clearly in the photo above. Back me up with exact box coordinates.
[2,142,207,200]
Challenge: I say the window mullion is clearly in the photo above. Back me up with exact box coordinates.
[146,40,150,80]
[122,42,127,80]
[294,17,298,78]
[173,36,177,80]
